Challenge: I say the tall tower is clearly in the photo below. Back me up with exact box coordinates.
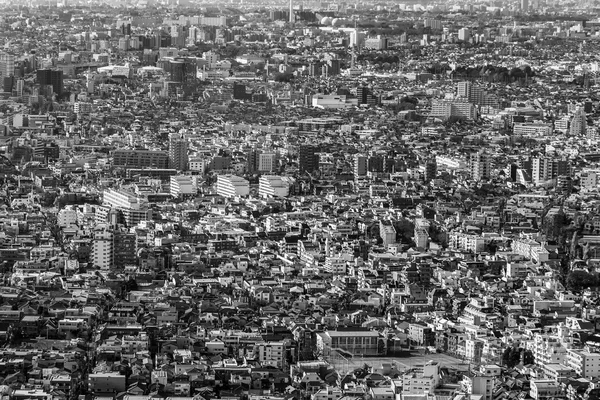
[289,0,294,23]
[169,134,189,171]
[570,107,587,136]
[469,151,492,181]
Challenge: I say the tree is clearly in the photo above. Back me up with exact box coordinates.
[567,270,597,292]
[523,349,535,365]
[502,346,522,368]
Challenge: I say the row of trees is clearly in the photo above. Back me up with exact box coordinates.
[425,63,536,83]
[502,346,535,368]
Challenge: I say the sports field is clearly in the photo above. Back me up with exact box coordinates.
[329,353,471,374]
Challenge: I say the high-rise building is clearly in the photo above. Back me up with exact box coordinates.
[431,99,477,120]
[169,135,189,171]
[532,156,570,185]
[570,107,587,136]
[424,19,443,31]
[458,28,471,42]
[299,145,320,173]
[424,159,437,181]
[92,229,114,270]
[457,81,499,108]
[364,35,388,50]
[247,149,261,173]
[354,154,368,179]
[2,76,13,93]
[349,29,365,48]
[357,86,380,106]
[521,0,529,11]
[113,231,137,267]
[169,59,196,83]
[470,151,492,181]
[0,53,15,80]
[36,68,64,96]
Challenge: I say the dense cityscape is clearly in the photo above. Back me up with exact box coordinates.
[3,1,600,400]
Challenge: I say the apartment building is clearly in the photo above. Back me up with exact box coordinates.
[216,175,250,198]
[567,348,600,378]
[259,175,294,198]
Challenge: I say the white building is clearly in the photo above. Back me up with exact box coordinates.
[430,99,477,120]
[312,94,358,109]
[312,386,343,400]
[567,349,600,378]
[258,152,277,172]
[216,175,249,198]
[449,232,485,253]
[402,361,440,394]
[189,157,207,172]
[92,229,113,270]
[103,189,141,210]
[170,175,194,197]
[513,123,553,136]
[255,342,286,368]
[57,208,78,227]
[530,380,561,400]
[259,175,294,198]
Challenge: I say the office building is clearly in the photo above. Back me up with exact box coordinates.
[299,145,320,173]
[216,175,249,198]
[169,135,188,171]
[36,69,64,96]
[113,149,169,169]
[364,35,388,50]
[169,59,196,83]
[357,86,380,106]
[349,29,365,48]
[258,152,277,173]
[458,27,471,42]
[0,52,15,79]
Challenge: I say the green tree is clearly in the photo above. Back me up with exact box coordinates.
[567,270,597,291]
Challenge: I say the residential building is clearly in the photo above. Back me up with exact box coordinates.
[259,175,294,197]
[216,175,250,198]
[169,135,189,171]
